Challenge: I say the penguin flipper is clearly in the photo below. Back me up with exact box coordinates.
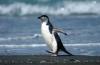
[53,28,67,36]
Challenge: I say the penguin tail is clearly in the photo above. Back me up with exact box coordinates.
[61,47,74,56]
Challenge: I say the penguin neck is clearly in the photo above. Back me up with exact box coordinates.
[42,20,53,34]
[42,20,52,26]
[46,20,52,26]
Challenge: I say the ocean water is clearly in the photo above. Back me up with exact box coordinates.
[0,0,100,56]
[0,0,100,16]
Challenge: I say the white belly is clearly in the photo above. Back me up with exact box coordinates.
[41,22,57,52]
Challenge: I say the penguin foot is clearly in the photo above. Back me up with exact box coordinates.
[46,50,58,56]
[46,50,54,54]
[51,54,58,56]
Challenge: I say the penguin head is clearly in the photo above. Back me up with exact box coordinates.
[38,15,49,23]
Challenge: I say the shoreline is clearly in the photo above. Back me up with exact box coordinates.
[0,55,100,65]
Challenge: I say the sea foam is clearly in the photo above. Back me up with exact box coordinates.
[0,1,100,16]
[0,43,100,48]
[0,33,41,41]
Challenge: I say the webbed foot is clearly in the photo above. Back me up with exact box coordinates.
[46,50,53,54]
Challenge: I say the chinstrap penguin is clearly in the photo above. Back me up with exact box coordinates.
[38,15,73,56]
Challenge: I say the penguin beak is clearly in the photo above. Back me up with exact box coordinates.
[38,16,43,23]
[38,16,41,19]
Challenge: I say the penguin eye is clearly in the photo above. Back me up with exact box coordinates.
[41,17,47,21]
[42,17,45,19]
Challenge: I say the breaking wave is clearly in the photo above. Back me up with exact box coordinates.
[0,1,100,16]
[0,33,41,41]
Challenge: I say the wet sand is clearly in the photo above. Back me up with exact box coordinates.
[0,55,100,65]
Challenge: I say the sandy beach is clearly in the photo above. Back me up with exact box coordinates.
[0,55,100,65]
